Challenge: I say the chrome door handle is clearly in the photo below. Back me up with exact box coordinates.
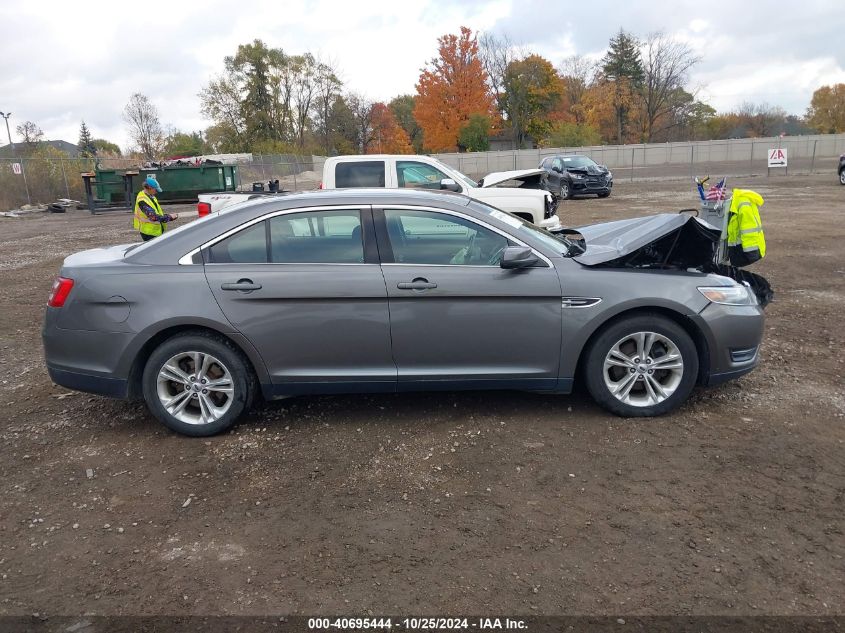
[397,278,437,290]
[221,279,262,292]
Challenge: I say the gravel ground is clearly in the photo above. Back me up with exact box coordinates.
[0,175,842,617]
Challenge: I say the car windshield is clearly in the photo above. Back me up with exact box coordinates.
[431,158,478,188]
[468,200,574,255]
[560,155,597,169]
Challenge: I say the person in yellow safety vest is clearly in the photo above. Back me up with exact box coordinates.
[727,188,766,267]
[134,176,178,241]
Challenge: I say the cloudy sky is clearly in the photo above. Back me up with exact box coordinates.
[1,0,843,151]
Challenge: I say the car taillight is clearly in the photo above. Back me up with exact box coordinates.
[318,181,323,189]
[48,277,74,308]
[197,202,211,217]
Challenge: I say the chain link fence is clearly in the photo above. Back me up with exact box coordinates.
[434,133,845,183]
[2,135,844,212]
[235,154,325,193]
[0,155,324,212]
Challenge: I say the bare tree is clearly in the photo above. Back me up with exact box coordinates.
[16,120,44,146]
[311,57,343,154]
[478,32,528,120]
[737,102,789,137]
[123,93,164,160]
[200,71,247,145]
[639,33,701,141]
[558,55,596,124]
[267,49,295,142]
[347,93,374,153]
[290,53,319,149]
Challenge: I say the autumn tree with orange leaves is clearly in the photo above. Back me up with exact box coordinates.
[414,26,497,152]
[367,103,413,154]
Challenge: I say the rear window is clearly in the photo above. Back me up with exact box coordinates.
[206,210,364,264]
[335,161,385,188]
[207,221,268,263]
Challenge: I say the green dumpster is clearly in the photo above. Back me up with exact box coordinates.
[93,164,238,204]
[137,165,239,202]
[93,169,128,204]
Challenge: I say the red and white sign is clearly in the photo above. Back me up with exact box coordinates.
[11,162,21,175]
[768,147,788,168]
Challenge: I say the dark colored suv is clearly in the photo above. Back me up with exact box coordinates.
[540,155,613,200]
[839,154,844,185]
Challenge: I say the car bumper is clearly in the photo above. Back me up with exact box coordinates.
[571,181,612,194]
[694,302,765,386]
[47,365,129,398]
[43,309,135,398]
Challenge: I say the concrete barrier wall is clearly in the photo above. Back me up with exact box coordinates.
[431,134,845,180]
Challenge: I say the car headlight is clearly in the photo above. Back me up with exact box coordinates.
[698,285,757,306]
[607,171,613,180]
[571,173,585,180]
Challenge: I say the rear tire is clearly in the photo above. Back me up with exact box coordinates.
[839,169,845,185]
[142,332,255,436]
[583,315,698,417]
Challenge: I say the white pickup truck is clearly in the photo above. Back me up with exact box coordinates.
[197,155,560,229]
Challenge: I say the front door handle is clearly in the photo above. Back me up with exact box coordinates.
[221,279,262,292]
[397,277,437,290]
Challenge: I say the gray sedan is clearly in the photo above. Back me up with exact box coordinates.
[43,189,765,436]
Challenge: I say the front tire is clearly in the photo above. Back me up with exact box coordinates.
[559,181,571,200]
[142,332,255,436]
[839,169,845,185]
[583,315,698,417]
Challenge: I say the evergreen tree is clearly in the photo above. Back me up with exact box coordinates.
[601,29,643,144]
[78,120,97,157]
[227,39,277,143]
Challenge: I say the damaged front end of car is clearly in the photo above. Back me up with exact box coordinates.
[556,213,773,307]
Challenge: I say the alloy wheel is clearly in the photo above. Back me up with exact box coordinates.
[602,332,684,407]
[156,351,234,425]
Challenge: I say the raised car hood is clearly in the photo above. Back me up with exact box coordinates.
[570,213,721,267]
[563,213,773,307]
[480,168,545,188]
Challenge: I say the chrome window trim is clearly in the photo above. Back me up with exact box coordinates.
[178,203,553,268]
[379,204,554,268]
[178,205,369,266]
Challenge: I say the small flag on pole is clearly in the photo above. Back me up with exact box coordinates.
[705,178,726,201]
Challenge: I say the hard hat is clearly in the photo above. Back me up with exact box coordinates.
[144,176,163,192]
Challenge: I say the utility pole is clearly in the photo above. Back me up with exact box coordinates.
[0,112,13,152]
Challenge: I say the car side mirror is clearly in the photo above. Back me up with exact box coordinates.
[440,178,461,192]
[500,246,539,269]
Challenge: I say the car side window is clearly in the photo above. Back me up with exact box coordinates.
[335,161,385,187]
[207,221,268,263]
[269,210,364,264]
[553,158,562,172]
[384,209,510,266]
[396,161,453,190]
[207,210,364,264]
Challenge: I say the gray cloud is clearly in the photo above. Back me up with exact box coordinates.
[0,0,842,150]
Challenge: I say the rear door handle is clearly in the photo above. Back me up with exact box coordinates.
[397,278,437,290]
[221,279,262,292]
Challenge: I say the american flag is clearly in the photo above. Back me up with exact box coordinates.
[705,178,726,201]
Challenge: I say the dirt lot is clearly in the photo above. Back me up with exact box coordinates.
[0,175,842,618]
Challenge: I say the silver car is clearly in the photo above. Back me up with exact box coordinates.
[43,189,765,436]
